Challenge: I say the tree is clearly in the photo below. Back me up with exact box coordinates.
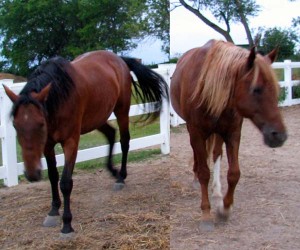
[0,0,169,76]
[260,27,298,61]
[146,0,170,54]
[174,0,260,46]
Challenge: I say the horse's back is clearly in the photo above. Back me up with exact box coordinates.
[72,50,130,91]
[70,51,132,133]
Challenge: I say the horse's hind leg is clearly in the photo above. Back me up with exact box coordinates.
[115,111,130,187]
[217,133,241,221]
[98,123,118,178]
[212,135,223,202]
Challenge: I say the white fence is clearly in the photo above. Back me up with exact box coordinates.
[169,60,300,127]
[0,67,171,187]
[1,60,299,186]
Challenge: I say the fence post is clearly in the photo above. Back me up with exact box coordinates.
[0,80,18,186]
[284,60,292,106]
[157,65,171,154]
[160,96,170,154]
[159,64,179,127]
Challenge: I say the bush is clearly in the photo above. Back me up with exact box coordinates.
[278,87,288,104]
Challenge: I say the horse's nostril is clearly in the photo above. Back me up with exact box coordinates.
[271,131,278,136]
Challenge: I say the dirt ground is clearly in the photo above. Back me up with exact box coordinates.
[1,105,300,249]
[170,105,300,250]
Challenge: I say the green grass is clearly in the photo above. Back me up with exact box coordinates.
[0,112,162,187]
[4,114,160,163]
[274,67,300,103]
[292,68,300,80]
[0,148,161,188]
[274,68,284,81]
[275,67,300,82]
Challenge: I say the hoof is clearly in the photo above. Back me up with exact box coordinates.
[43,215,60,227]
[113,182,125,191]
[199,219,215,232]
[217,206,232,222]
[59,232,75,239]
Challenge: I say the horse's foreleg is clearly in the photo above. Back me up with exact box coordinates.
[59,137,79,237]
[187,125,213,231]
[43,143,61,227]
[218,134,241,220]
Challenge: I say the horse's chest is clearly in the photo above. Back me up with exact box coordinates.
[198,109,242,135]
[213,110,243,133]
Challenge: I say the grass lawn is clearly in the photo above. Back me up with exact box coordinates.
[0,114,162,187]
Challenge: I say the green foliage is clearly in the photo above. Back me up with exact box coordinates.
[0,0,169,76]
[169,57,178,63]
[278,87,287,104]
[260,27,298,61]
[292,85,300,99]
[146,0,170,54]
[187,0,259,24]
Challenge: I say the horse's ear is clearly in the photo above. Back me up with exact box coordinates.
[266,47,278,64]
[3,84,19,103]
[246,46,256,71]
[31,83,51,103]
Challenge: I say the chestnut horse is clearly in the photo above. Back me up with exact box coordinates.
[171,40,287,230]
[3,51,168,236]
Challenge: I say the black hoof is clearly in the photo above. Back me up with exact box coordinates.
[61,225,74,236]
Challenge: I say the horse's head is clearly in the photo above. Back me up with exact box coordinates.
[235,48,287,148]
[3,84,51,182]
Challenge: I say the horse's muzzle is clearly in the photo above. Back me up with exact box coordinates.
[262,125,287,148]
[24,169,42,182]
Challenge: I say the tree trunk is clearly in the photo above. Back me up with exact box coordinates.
[234,0,254,47]
[179,0,234,43]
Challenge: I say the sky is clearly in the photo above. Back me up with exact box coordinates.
[170,0,300,57]
[126,0,300,64]
[125,38,169,65]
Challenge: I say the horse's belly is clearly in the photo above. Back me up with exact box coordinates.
[80,104,115,134]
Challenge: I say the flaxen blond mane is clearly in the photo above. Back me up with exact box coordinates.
[190,40,278,117]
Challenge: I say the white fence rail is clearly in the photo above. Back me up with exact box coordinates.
[0,67,171,187]
[1,60,299,186]
[169,60,300,127]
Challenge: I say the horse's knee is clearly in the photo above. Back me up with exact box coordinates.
[227,169,240,186]
[60,179,73,195]
[195,167,210,185]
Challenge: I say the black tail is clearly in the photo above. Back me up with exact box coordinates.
[121,57,169,122]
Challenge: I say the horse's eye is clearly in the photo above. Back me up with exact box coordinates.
[252,86,263,95]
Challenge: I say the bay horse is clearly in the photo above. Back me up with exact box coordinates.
[3,51,168,237]
[170,40,287,230]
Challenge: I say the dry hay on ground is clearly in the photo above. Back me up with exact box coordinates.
[0,156,170,249]
[1,105,300,249]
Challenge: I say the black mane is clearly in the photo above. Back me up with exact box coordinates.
[12,57,75,118]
